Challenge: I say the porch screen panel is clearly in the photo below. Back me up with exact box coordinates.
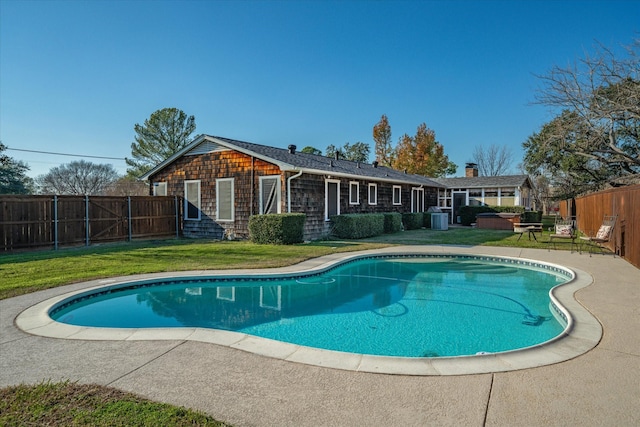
[217,178,234,221]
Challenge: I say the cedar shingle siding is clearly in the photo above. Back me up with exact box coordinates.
[150,150,280,239]
[143,135,444,240]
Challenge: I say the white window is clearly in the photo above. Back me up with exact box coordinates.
[368,183,377,205]
[184,180,201,220]
[217,286,235,301]
[411,187,424,213]
[325,179,340,220]
[216,178,234,221]
[260,285,281,310]
[154,182,167,196]
[259,176,281,214]
[349,181,359,205]
[392,185,402,205]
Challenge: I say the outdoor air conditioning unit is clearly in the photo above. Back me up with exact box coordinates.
[431,212,449,231]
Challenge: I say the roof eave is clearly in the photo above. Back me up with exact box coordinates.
[139,135,296,181]
[139,134,209,181]
[297,168,444,187]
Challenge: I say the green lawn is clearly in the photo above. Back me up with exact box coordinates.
[0,239,390,300]
[0,227,566,301]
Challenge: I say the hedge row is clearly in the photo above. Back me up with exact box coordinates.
[330,213,385,239]
[248,213,306,244]
[384,212,403,234]
[331,211,436,239]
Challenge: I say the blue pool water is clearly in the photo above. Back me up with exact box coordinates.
[50,255,571,357]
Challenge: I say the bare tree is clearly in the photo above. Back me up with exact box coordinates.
[36,160,120,195]
[103,176,149,196]
[471,144,513,176]
[532,38,640,178]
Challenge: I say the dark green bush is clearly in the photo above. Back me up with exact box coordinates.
[541,215,557,229]
[249,213,306,244]
[402,212,424,230]
[383,212,403,233]
[458,206,530,226]
[423,212,432,229]
[521,211,542,223]
[459,206,495,226]
[330,213,385,239]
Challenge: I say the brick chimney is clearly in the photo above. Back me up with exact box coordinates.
[465,162,478,177]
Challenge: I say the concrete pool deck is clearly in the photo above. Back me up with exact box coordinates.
[1,245,639,426]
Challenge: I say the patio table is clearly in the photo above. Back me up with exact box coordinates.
[513,222,543,242]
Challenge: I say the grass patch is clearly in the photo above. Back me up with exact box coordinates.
[361,226,557,249]
[0,228,570,301]
[0,239,390,300]
[0,381,228,426]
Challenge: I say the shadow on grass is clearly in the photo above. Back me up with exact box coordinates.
[357,227,559,250]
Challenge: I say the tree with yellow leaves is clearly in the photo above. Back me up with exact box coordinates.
[391,123,456,177]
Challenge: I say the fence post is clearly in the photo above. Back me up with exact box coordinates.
[127,196,132,242]
[85,195,90,246]
[53,195,58,250]
[175,195,179,238]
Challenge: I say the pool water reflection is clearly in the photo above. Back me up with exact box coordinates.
[51,256,570,357]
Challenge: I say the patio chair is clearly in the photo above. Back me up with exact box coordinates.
[579,215,617,257]
[547,217,576,252]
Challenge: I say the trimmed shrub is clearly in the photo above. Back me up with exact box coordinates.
[541,215,556,230]
[402,212,424,230]
[459,206,495,226]
[383,212,403,234]
[330,213,385,239]
[423,212,432,229]
[521,211,542,223]
[249,213,306,244]
[458,205,532,226]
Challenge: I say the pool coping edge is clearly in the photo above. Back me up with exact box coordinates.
[14,247,603,376]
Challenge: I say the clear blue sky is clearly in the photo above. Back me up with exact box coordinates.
[1,0,638,178]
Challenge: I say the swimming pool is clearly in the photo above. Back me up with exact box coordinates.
[49,254,572,358]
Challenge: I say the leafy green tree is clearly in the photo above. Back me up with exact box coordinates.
[325,142,370,162]
[0,143,34,194]
[126,108,196,177]
[523,111,613,199]
[392,123,454,177]
[300,146,322,155]
[373,114,394,167]
[36,160,120,195]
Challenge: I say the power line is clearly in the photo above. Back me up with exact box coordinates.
[6,147,126,161]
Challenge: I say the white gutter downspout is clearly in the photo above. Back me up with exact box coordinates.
[287,170,304,213]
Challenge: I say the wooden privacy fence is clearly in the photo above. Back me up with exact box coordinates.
[1,195,182,252]
[560,184,640,269]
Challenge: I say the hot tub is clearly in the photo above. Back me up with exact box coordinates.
[476,212,521,230]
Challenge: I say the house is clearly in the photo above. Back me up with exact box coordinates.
[141,134,444,240]
[432,163,534,224]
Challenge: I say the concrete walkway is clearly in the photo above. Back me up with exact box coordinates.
[1,246,639,426]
